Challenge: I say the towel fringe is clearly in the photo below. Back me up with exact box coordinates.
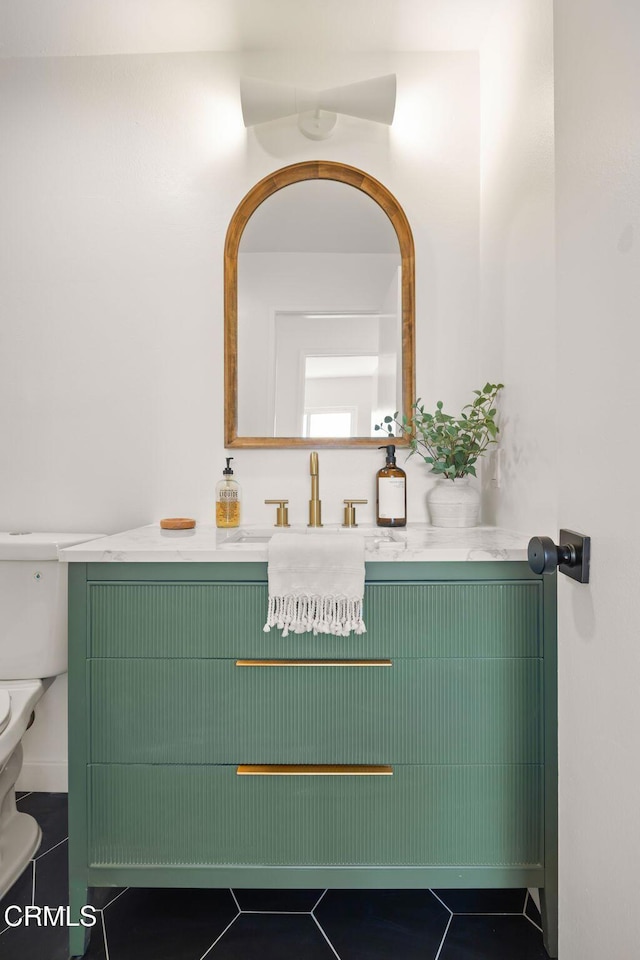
[263,595,366,637]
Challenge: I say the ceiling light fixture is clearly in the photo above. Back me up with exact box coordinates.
[240,74,396,140]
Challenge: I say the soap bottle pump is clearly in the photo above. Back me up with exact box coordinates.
[376,444,407,527]
[216,457,241,528]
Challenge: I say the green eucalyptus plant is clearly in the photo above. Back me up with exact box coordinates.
[376,382,504,480]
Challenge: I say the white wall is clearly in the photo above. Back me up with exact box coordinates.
[479,0,556,532]
[271,314,384,438]
[476,0,555,924]
[0,50,480,786]
[554,1,640,956]
[378,268,403,417]
[237,253,398,436]
[479,2,640,955]
[19,675,68,791]
[0,51,479,533]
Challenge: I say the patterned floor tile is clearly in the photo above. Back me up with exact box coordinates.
[33,838,68,909]
[0,915,107,960]
[315,889,450,960]
[438,914,549,960]
[525,892,542,926]
[0,859,33,932]
[434,888,527,914]
[102,887,238,960]
[90,885,128,910]
[15,792,68,857]
[206,913,336,960]
[232,888,323,912]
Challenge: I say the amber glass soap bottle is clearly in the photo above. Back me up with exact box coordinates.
[376,444,407,527]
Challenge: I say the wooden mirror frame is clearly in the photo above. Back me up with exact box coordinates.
[224,160,415,448]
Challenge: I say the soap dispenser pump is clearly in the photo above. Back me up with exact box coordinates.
[216,457,241,528]
[376,444,407,527]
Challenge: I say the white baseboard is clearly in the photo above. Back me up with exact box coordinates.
[16,760,68,793]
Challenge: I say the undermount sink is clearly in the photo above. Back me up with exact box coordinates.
[219,526,405,547]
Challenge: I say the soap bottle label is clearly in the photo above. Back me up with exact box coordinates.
[216,499,240,527]
[378,477,406,520]
[216,482,240,528]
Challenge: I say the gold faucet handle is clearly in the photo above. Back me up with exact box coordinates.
[343,499,368,528]
[264,500,291,527]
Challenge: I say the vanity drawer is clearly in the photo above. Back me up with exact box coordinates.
[88,762,543,868]
[88,657,542,765]
[88,581,541,659]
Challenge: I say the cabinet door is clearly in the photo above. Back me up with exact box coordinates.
[89,764,543,869]
[89,658,542,765]
[89,581,541,658]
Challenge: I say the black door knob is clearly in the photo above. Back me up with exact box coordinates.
[527,536,576,575]
[527,530,590,583]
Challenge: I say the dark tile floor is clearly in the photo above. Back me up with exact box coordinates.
[0,793,549,960]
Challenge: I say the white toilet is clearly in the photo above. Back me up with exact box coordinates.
[0,531,102,898]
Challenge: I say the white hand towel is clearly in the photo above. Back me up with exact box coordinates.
[263,533,366,637]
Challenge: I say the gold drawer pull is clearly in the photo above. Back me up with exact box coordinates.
[235,659,392,667]
[237,764,393,776]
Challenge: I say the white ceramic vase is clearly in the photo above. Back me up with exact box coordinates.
[426,477,480,528]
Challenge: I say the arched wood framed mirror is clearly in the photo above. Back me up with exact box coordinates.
[224,161,415,448]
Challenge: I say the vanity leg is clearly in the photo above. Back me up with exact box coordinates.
[540,885,558,958]
[68,879,91,959]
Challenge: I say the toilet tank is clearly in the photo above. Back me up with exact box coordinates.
[0,533,103,680]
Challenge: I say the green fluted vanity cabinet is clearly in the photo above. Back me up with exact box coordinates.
[68,561,557,958]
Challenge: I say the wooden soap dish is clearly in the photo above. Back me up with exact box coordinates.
[160,518,196,530]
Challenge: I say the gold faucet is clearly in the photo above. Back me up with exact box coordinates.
[308,451,323,527]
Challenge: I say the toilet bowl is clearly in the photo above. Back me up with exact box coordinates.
[0,531,103,899]
[0,680,47,893]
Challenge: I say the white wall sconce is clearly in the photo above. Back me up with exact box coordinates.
[240,74,396,140]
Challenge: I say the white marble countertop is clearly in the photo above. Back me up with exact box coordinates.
[58,523,530,563]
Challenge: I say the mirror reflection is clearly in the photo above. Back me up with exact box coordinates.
[237,180,402,439]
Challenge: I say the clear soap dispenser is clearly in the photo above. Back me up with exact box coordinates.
[216,458,241,528]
